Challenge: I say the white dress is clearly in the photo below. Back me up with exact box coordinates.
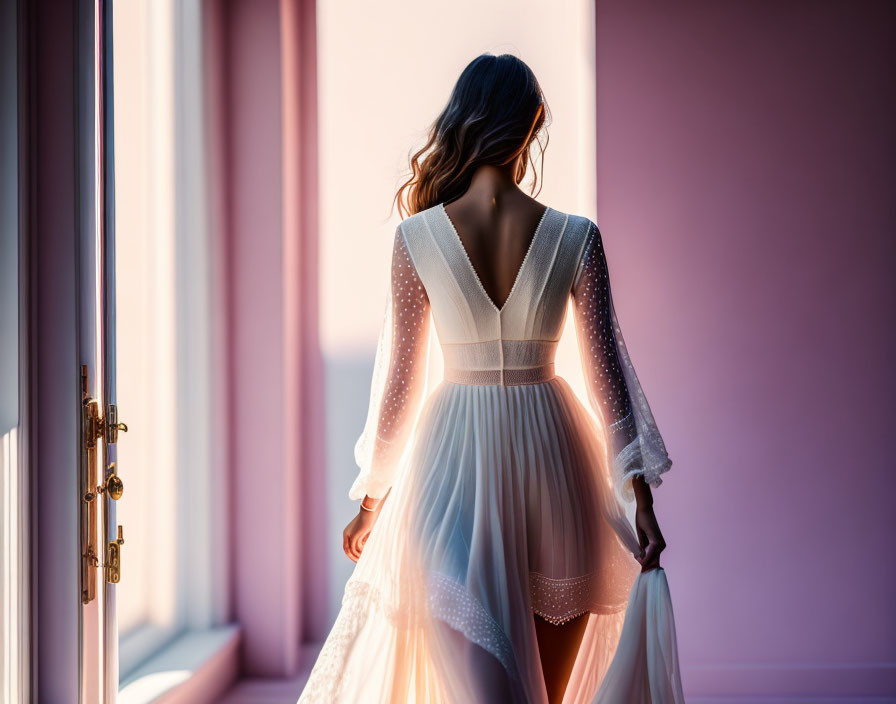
[299,204,685,703]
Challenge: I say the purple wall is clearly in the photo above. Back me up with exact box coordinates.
[595,1,896,698]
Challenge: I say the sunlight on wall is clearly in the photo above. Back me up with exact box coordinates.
[113,2,226,680]
[113,0,179,652]
[1,429,23,703]
[319,0,597,353]
[318,0,598,617]
[0,1,24,697]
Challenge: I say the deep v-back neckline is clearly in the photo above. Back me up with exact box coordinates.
[439,202,551,314]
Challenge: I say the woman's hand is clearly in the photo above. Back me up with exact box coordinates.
[343,497,383,562]
[634,504,666,573]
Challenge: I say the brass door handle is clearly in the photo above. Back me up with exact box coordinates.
[85,462,124,502]
[105,461,124,500]
[106,474,124,501]
[103,404,128,444]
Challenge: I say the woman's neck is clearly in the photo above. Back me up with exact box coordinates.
[461,165,523,208]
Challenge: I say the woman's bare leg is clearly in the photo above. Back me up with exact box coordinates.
[432,620,515,702]
[534,611,589,704]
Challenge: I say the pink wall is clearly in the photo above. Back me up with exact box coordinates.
[595,1,896,697]
[280,0,329,647]
[221,0,325,677]
[226,0,300,675]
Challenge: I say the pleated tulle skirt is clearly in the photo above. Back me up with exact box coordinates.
[298,377,682,704]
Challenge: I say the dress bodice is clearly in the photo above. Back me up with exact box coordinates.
[400,205,592,385]
[350,202,672,505]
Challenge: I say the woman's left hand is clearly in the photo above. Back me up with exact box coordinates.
[634,504,666,573]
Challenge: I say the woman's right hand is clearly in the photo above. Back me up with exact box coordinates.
[343,498,382,562]
[634,504,667,573]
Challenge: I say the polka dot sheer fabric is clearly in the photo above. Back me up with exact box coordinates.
[350,227,432,500]
[352,218,671,507]
[301,207,683,703]
[571,222,673,503]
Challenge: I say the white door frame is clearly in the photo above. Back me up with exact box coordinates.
[24,0,109,700]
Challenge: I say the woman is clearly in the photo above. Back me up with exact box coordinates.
[299,53,684,703]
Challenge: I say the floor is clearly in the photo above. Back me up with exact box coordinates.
[219,642,323,703]
[218,643,896,704]
[220,685,896,704]
[219,674,309,704]
[219,673,896,704]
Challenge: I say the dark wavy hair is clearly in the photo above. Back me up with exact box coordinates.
[393,53,551,219]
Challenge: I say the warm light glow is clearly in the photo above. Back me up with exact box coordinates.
[1,429,22,702]
[318,0,599,619]
[318,0,598,355]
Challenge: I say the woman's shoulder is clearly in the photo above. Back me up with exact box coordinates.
[394,204,442,240]
[543,207,599,254]
[401,203,442,223]
[399,202,598,240]
[539,204,596,233]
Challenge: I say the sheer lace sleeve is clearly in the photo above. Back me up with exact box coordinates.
[350,225,432,501]
[571,221,672,503]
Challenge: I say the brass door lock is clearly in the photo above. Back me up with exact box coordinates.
[80,366,130,602]
[106,525,124,584]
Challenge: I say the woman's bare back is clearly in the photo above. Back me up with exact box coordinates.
[442,193,549,311]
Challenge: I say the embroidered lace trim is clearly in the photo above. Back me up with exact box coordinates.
[529,571,627,626]
[425,572,520,681]
[299,569,631,702]
[300,574,524,702]
[298,579,397,703]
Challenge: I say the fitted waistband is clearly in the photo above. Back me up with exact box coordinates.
[443,364,555,387]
